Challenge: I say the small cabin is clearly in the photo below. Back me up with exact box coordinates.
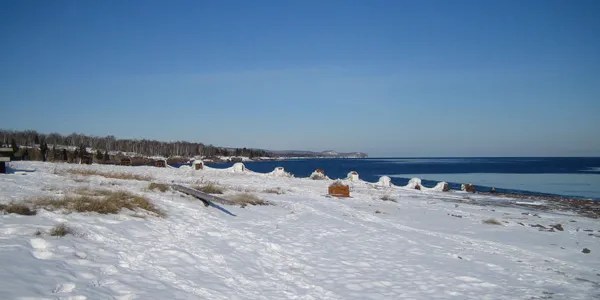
[328,181,350,198]
[121,157,132,166]
[232,162,245,173]
[154,159,167,168]
[192,160,204,170]
[0,147,13,174]
[230,157,243,163]
[347,171,360,182]
[377,176,392,187]
[80,155,93,165]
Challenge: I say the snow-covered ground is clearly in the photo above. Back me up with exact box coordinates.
[1,161,599,299]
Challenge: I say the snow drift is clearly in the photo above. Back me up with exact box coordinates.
[1,161,598,299]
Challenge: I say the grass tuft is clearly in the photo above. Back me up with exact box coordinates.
[482,218,503,225]
[148,182,169,192]
[198,183,225,194]
[50,223,72,237]
[31,189,164,217]
[380,195,397,202]
[65,169,152,181]
[263,187,285,195]
[0,203,37,215]
[228,193,271,208]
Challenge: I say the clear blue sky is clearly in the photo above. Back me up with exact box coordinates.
[1,0,599,157]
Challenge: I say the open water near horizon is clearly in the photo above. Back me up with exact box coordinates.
[205,157,600,200]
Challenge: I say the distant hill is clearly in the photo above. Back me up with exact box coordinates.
[1,129,367,159]
[269,150,368,158]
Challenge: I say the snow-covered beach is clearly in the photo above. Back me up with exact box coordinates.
[1,161,599,299]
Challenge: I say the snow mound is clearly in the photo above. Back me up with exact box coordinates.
[377,176,392,187]
[309,169,329,180]
[192,159,204,170]
[1,161,599,299]
[230,162,246,173]
[346,171,360,182]
[269,167,292,177]
[405,177,422,190]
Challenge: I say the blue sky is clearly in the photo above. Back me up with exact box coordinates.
[1,0,599,157]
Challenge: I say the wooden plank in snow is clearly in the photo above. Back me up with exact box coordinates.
[172,184,237,206]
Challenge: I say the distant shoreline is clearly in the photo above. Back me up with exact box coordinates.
[206,157,600,202]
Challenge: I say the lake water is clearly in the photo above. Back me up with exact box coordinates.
[205,157,600,200]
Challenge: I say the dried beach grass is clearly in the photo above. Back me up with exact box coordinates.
[31,189,164,217]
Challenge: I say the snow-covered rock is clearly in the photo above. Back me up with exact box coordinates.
[377,176,392,187]
[406,177,422,190]
[462,183,476,193]
[192,159,204,170]
[269,167,292,177]
[347,171,360,182]
[231,162,246,173]
[309,169,328,180]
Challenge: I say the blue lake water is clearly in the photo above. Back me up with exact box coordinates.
[205,157,600,200]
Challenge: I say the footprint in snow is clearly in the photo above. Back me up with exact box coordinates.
[53,282,76,293]
[345,283,364,291]
[55,296,86,300]
[455,276,482,283]
[455,276,498,289]
[114,293,137,300]
[30,238,53,260]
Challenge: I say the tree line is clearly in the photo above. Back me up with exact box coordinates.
[0,129,270,159]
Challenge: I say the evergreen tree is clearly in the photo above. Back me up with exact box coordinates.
[96,150,104,161]
[40,142,49,162]
[61,149,68,161]
[78,145,87,158]
[11,138,18,153]
[103,150,109,162]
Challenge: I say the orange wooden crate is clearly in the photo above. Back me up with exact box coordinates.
[328,183,350,198]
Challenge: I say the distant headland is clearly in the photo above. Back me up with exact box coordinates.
[0,129,367,162]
